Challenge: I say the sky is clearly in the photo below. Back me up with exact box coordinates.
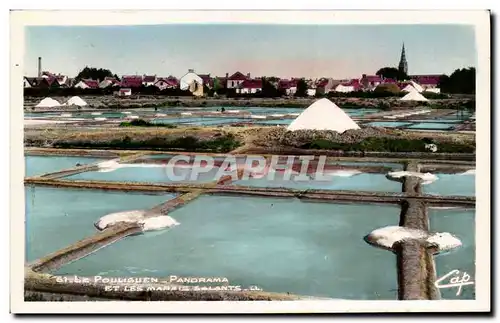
[24,24,476,79]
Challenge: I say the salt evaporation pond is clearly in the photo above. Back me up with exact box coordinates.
[25,186,176,262]
[252,119,295,125]
[405,123,455,130]
[65,164,222,183]
[25,155,106,177]
[423,173,475,196]
[366,121,413,128]
[234,169,402,192]
[429,207,475,300]
[54,195,400,300]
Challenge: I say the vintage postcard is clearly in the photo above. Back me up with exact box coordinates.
[10,10,490,314]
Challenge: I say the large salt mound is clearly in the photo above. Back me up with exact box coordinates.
[35,97,61,108]
[386,171,438,185]
[400,91,428,102]
[287,98,360,133]
[65,96,88,106]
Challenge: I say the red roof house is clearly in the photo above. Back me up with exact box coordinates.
[227,72,249,89]
[121,75,143,88]
[236,79,262,94]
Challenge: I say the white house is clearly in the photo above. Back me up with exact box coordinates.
[179,69,204,91]
[226,71,249,89]
[236,79,262,94]
[115,88,132,97]
[142,75,157,87]
[333,84,355,93]
[154,78,177,91]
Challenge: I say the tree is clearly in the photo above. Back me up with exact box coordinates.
[75,67,115,81]
[439,67,475,94]
[374,83,401,95]
[376,67,408,81]
[294,78,308,97]
[260,77,282,97]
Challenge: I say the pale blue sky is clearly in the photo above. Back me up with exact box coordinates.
[24,24,476,79]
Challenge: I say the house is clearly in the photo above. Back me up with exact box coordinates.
[179,69,204,91]
[74,79,99,89]
[315,78,339,94]
[236,79,262,94]
[142,75,157,87]
[360,74,383,91]
[333,79,361,93]
[23,77,35,88]
[99,77,120,88]
[120,75,143,88]
[55,75,71,88]
[278,79,298,96]
[226,72,249,89]
[410,75,441,89]
[198,74,214,88]
[31,76,59,89]
[154,78,178,90]
[166,76,179,87]
[115,88,132,96]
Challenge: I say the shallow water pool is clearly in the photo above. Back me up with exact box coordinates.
[405,123,455,130]
[54,195,400,300]
[429,207,475,300]
[423,173,475,196]
[252,119,295,125]
[366,121,413,128]
[65,164,223,183]
[233,172,402,192]
[25,155,106,177]
[25,186,176,262]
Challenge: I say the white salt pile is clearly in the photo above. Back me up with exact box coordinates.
[97,160,166,173]
[386,171,438,185]
[127,115,139,119]
[94,117,107,121]
[311,169,362,179]
[271,114,285,117]
[122,111,132,114]
[95,210,180,232]
[227,110,241,113]
[181,112,193,116]
[366,226,462,253]
[155,113,167,117]
[65,96,88,106]
[35,97,61,108]
[91,112,102,116]
[400,91,428,102]
[287,98,360,133]
[60,113,72,117]
[250,115,267,119]
[401,84,418,93]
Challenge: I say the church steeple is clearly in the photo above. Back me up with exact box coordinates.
[398,43,408,76]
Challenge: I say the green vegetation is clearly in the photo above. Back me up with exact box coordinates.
[439,67,475,94]
[294,79,309,97]
[374,83,401,95]
[119,119,177,128]
[52,133,241,153]
[375,67,409,81]
[302,137,475,153]
[76,67,118,82]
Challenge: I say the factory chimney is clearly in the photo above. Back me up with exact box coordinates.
[38,57,42,77]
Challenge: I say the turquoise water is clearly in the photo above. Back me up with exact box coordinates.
[54,196,400,300]
[152,117,225,124]
[429,207,475,300]
[423,174,475,196]
[366,121,413,128]
[331,161,403,170]
[405,123,455,130]
[184,118,250,126]
[65,165,223,183]
[25,155,106,177]
[252,119,294,125]
[25,186,176,262]
[233,172,402,192]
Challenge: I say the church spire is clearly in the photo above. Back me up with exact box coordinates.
[398,42,408,76]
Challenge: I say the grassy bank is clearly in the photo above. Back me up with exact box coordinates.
[301,137,475,153]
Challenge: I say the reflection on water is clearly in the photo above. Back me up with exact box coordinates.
[54,196,400,300]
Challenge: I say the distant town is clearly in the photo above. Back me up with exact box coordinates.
[23,45,472,97]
